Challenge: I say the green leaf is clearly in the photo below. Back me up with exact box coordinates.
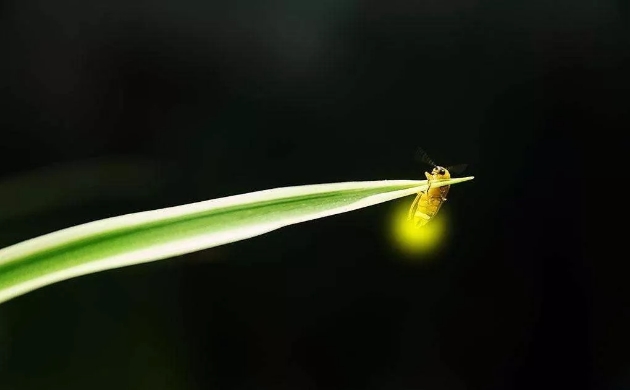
[0,177,473,304]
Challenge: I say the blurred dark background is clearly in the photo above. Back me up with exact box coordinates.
[0,0,614,389]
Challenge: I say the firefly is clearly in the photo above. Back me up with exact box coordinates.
[407,147,467,227]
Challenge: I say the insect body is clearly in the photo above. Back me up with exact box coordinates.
[407,148,466,227]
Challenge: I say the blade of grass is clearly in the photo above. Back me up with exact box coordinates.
[0,177,473,304]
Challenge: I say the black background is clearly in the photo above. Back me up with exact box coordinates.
[0,0,613,389]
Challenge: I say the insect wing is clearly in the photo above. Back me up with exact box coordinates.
[414,146,437,167]
[446,163,468,175]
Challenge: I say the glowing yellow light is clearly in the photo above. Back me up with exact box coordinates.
[387,199,448,259]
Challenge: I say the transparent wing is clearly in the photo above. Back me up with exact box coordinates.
[446,163,468,175]
[413,146,437,167]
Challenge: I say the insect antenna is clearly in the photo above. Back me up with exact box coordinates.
[446,163,468,175]
[414,146,437,167]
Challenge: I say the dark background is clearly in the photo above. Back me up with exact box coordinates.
[0,0,613,389]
